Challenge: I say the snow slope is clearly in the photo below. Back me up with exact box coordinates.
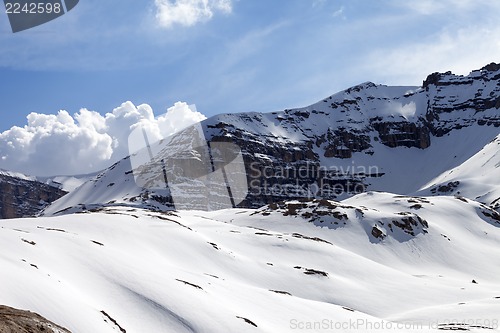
[416,134,500,209]
[0,169,92,193]
[2,193,500,332]
[0,169,36,182]
[38,174,95,193]
[42,157,172,216]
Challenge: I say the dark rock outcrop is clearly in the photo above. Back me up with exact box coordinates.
[0,305,71,333]
[0,174,67,219]
[372,121,430,148]
[423,72,443,89]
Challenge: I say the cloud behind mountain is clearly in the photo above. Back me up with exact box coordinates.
[0,101,206,176]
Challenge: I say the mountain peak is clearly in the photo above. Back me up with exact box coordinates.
[423,62,500,89]
[344,81,378,93]
[481,62,500,72]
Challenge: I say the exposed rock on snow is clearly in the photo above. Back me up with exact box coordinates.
[0,305,71,333]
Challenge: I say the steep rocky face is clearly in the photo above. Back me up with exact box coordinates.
[424,65,500,135]
[0,173,67,219]
[207,125,370,207]
[371,120,430,148]
[318,128,372,158]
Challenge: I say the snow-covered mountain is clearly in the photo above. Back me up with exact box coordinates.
[2,193,500,332]
[37,173,96,193]
[43,63,500,215]
[1,63,500,332]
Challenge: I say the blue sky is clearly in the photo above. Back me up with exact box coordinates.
[1,0,499,130]
[0,0,499,175]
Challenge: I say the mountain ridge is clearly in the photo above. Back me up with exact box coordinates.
[40,62,500,216]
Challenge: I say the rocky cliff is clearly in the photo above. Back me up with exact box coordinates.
[0,172,67,219]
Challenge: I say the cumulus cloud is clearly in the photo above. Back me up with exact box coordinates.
[0,101,206,176]
[155,0,232,28]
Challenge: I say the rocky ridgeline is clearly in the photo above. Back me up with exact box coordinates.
[0,173,66,219]
[252,197,430,242]
[252,195,500,242]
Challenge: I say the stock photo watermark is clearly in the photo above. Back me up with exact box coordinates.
[247,161,378,197]
[289,318,499,331]
[3,0,79,33]
[127,105,380,211]
[129,118,249,211]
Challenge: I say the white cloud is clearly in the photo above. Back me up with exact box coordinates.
[0,101,206,176]
[381,101,417,119]
[363,24,500,86]
[332,6,345,18]
[155,0,232,28]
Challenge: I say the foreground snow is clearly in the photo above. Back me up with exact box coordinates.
[1,192,500,332]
